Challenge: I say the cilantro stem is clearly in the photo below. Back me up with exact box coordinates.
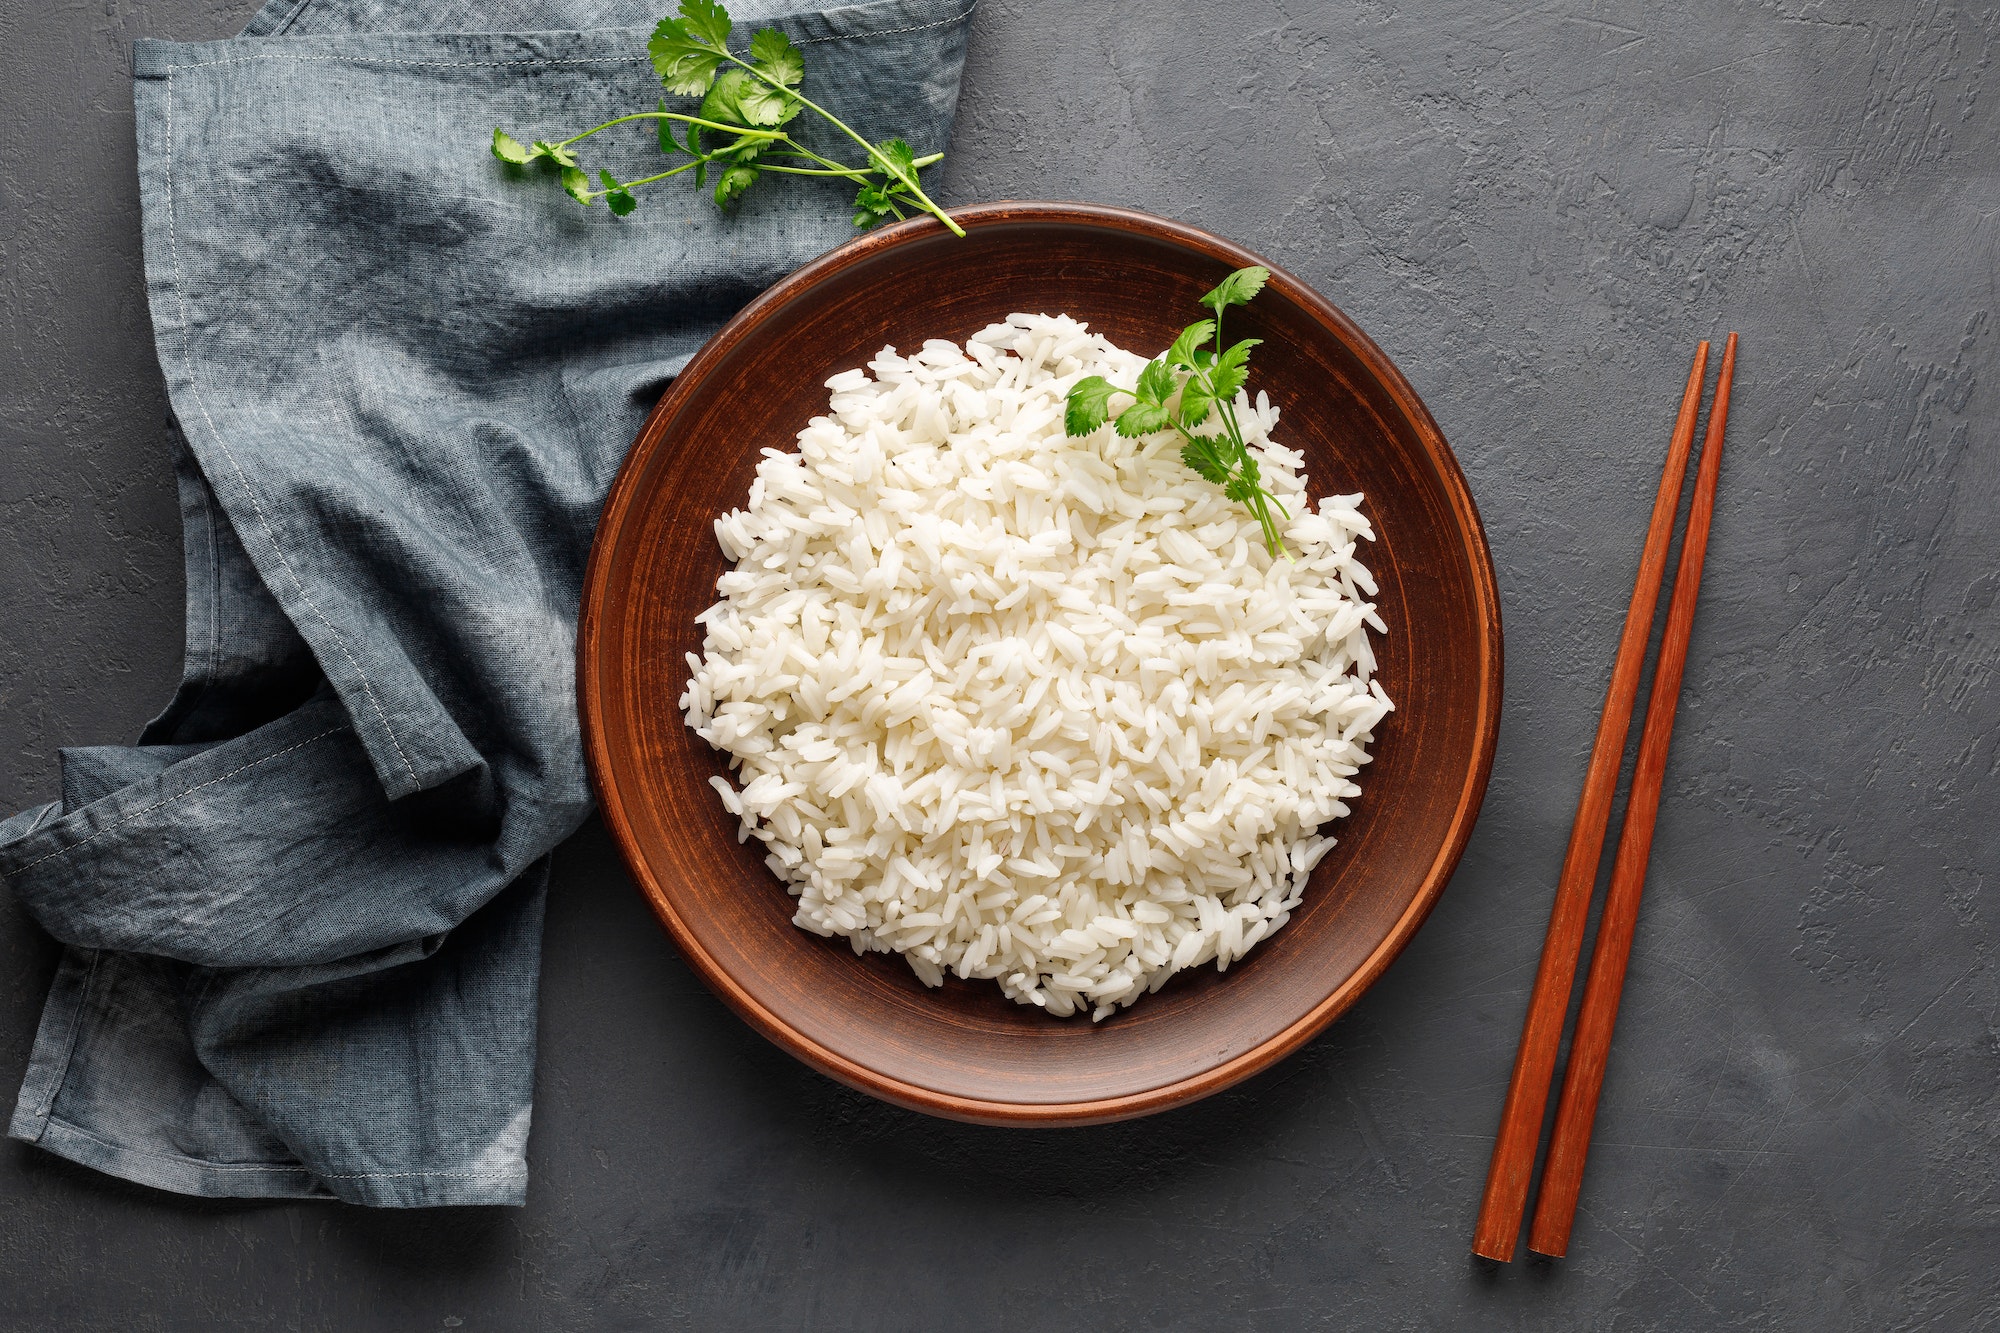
[567,131,916,203]
[585,137,888,202]
[582,157,707,201]
[758,163,869,178]
[763,147,848,168]
[763,146,943,172]
[1208,300,1290,554]
[558,111,783,148]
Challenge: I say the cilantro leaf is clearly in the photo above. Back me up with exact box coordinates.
[713,162,758,208]
[491,129,533,165]
[1165,319,1215,370]
[677,0,734,48]
[1180,437,1229,485]
[699,69,753,127]
[1113,401,1173,437]
[1134,357,1177,406]
[1223,471,1257,504]
[749,27,805,86]
[1177,379,1214,428]
[649,17,726,95]
[533,139,578,169]
[658,101,685,153]
[739,79,800,127]
[1199,265,1269,313]
[852,181,899,229]
[1065,375,1125,436]
[695,67,790,129]
[874,137,918,186]
[1208,338,1261,402]
[560,165,591,205]
[600,169,637,216]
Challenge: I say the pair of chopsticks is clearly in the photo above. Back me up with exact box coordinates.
[1472,334,1739,1262]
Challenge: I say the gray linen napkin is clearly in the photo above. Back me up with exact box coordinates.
[0,0,973,1206]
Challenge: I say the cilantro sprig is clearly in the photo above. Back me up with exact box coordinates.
[491,0,962,234]
[1065,266,1291,554]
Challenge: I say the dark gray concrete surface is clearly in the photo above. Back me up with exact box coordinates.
[4,0,1996,1327]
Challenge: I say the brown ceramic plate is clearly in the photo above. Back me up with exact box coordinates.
[579,201,1501,1125]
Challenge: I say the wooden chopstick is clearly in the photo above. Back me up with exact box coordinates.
[1527,332,1738,1257]
[1470,340,1712,1263]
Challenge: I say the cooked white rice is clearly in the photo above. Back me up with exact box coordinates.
[680,313,1392,1020]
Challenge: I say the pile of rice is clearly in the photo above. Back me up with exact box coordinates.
[681,313,1392,1020]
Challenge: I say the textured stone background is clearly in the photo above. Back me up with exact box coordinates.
[3,0,1996,1328]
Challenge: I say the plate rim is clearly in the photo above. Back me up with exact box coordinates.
[578,200,1504,1125]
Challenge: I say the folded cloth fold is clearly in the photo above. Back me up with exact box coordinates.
[0,0,974,1205]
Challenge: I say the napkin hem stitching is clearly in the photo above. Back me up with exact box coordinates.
[799,2,977,44]
[33,951,101,1119]
[2,727,346,877]
[44,1115,525,1182]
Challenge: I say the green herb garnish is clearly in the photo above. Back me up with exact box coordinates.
[491,0,962,235]
[1064,266,1290,554]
